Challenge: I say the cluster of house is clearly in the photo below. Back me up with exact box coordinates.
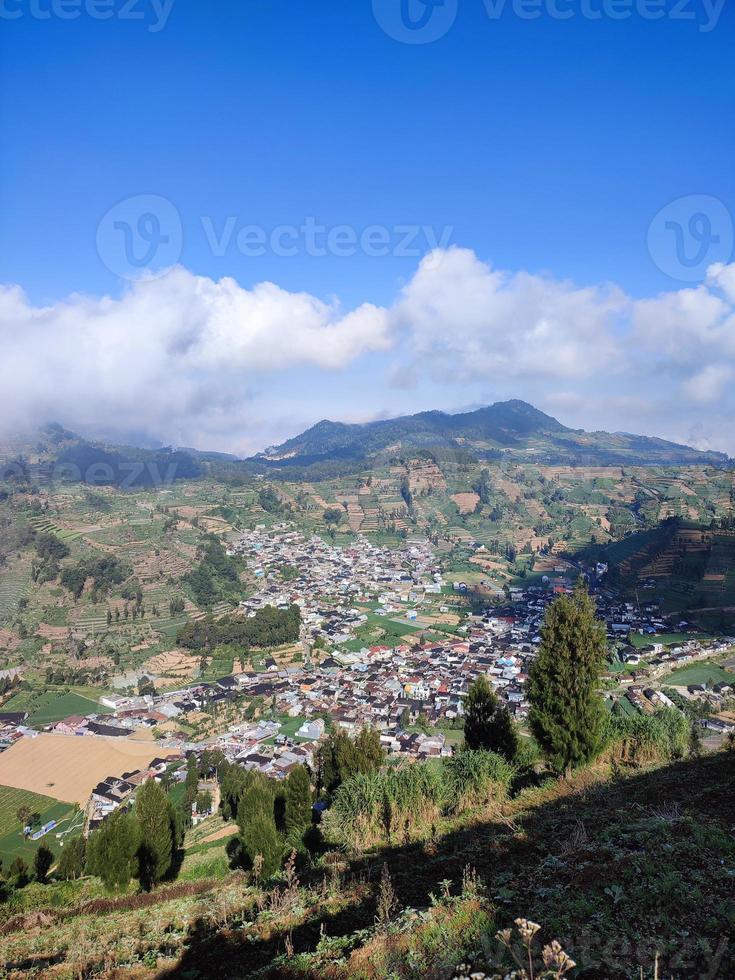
[231,525,441,646]
[87,755,178,832]
[0,710,30,751]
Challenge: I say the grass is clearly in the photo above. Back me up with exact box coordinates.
[3,689,114,727]
[261,714,311,744]
[0,740,734,977]
[613,695,641,717]
[0,785,77,863]
[660,659,735,687]
[629,631,712,649]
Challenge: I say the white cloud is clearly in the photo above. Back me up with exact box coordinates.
[708,262,735,304]
[681,364,733,404]
[391,247,627,382]
[0,267,391,451]
[2,253,735,455]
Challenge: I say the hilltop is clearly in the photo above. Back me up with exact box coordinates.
[252,400,730,473]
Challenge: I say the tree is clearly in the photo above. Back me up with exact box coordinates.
[285,765,312,834]
[185,754,199,804]
[463,675,518,761]
[195,790,213,815]
[86,808,140,891]
[689,721,703,758]
[33,842,54,883]
[240,810,282,879]
[16,805,31,832]
[57,836,86,880]
[220,762,249,820]
[138,675,155,697]
[135,780,174,889]
[355,727,385,772]
[237,772,282,878]
[316,728,384,798]
[527,580,607,775]
[9,856,29,887]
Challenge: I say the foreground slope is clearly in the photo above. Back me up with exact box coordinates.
[2,751,733,978]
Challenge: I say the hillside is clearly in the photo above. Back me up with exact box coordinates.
[584,518,735,624]
[0,424,202,489]
[251,400,730,473]
[1,750,733,978]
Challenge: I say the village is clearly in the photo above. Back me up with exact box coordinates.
[0,524,734,841]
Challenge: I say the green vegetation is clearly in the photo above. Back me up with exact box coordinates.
[527,581,608,774]
[135,779,175,889]
[316,728,385,798]
[236,771,282,879]
[606,707,690,765]
[60,555,130,599]
[177,603,300,653]
[3,689,113,727]
[85,808,142,892]
[284,765,312,835]
[0,786,76,864]
[463,674,518,761]
[661,659,735,687]
[184,536,240,608]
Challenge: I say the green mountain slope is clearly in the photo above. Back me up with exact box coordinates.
[252,400,730,471]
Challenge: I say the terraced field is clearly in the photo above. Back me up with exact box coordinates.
[0,573,29,625]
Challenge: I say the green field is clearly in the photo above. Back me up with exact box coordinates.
[260,714,311,744]
[660,660,735,688]
[3,689,114,727]
[0,785,79,863]
[613,696,641,717]
[629,632,698,649]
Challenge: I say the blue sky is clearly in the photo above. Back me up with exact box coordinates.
[1,0,734,454]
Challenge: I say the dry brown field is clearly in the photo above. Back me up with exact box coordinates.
[0,734,179,805]
[451,492,480,514]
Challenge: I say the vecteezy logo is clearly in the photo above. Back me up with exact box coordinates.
[96,194,183,280]
[647,195,734,283]
[372,0,458,44]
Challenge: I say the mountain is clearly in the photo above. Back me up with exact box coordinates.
[0,424,202,489]
[251,399,730,471]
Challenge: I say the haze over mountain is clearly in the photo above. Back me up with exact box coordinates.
[253,399,730,470]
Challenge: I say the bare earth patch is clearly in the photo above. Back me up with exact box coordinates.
[0,734,179,805]
[201,824,238,844]
[451,492,480,514]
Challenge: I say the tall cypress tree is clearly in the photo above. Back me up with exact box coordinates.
[527,580,607,775]
[463,674,518,761]
[285,765,312,834]
[86,808,140,892]
[184,754,199,805]
[237,772,282,878]
[33,842,54,883]
[135,779,174,889]
[354,727,385,773]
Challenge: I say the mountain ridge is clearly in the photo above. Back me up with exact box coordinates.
[251,399,730,470]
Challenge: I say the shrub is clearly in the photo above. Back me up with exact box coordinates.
[606,708,689,765]
[444,750,515,813]
[325,761,445,849]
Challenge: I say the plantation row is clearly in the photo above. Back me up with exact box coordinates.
[0,576,28,624]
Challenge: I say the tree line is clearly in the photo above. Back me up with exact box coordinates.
[177,603,301,653]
